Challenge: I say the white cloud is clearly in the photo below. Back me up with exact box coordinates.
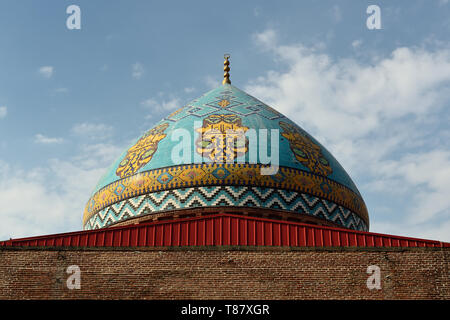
[248,29,450,239]
[72,143,123,169]
[0,106,6,119]
[71,122,114,140]
[249,29,450,143]
[374,150,450,224]
[132,62,144,79]
[253,29,277,49]
[370,219,450,243]
[0,159,107,239]
[141,98,157,107]
[0,137,124,239]
[352,39,362,49]
[34,134,64,144]
[38,66,54,78]
[141,97,181,116]
[184,87,195,93]
[204,75,220,89]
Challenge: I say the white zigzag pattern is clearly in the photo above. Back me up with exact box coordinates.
[172,188,197,200]
[301,194,320,207]
[211,194,235,206]
[93,212,117,229]
[85,218,94,229]
[91,220,101,229]
[197,187,222,198]
[321,199,337,213]
[251,187,273,199]
[127,195,147,208]
[86,187,368,231]
[290,200,309,212]
[338,207,352,219]
[265,198,287,210]
[346,220,356,229]
[137,202,155,216]
[111,200,127,213]
[147,191,170,203]
[98,207,110,220]
[160,198,183,210]
[352,213,362,225]
[185,195,208,207]
[312,206,328,218]
[331,211,346,224]
[238,195,259,207]
[277,190,298,202]
[224,186,248,198]
[118,207,135,220]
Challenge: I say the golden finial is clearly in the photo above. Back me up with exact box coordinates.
[223,54,231,85]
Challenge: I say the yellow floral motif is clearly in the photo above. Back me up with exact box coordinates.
[217,99,230,108]
[116,123,169,178]
[196,114,249,163]
[280,121,333,176]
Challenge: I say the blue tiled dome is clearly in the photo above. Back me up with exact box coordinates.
[83,84,369,231]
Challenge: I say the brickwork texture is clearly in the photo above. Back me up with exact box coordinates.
[0,247,448,300]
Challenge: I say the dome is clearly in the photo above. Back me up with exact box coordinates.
[83,83,369,231]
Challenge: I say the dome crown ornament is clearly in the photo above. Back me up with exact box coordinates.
[223,54,231,85]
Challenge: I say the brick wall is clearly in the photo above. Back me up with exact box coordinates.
[0,246,448,300]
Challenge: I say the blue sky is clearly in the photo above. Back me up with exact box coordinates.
[0,0,449,241]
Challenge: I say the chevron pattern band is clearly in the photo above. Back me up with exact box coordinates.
[84,186,368,231]
[84,163,368,227]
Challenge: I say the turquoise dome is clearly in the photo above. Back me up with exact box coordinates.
[83,84,369,231]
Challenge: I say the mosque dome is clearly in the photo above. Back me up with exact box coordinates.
[83,58,369,231]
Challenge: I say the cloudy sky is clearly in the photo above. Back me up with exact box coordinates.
[0,0,449,242]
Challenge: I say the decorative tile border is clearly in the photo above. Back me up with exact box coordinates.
[83,163,369,227]
[84,186,368,231]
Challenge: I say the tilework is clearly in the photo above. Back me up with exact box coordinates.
[116,123,169,178]
[280,121,333,176]
[85,84,369,230]
[92,85,362,197]
[83,163,368,227]
[84,186,368,231]
[195,114,249,163]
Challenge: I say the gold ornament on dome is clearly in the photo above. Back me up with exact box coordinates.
[116,123,169,178]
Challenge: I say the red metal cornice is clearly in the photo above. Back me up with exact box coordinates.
[0,213,448,248]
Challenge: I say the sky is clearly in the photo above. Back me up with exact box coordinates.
[0,0,449,242]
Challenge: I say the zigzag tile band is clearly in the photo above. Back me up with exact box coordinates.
[84,186,368,231]
[83,163,369,227]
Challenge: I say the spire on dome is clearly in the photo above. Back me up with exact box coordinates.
[223,54,231,84]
